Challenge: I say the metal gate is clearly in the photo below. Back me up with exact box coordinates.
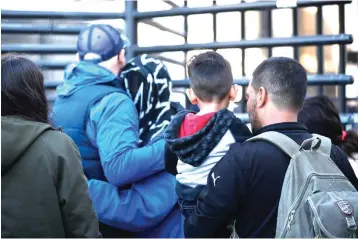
[1,0,356,125]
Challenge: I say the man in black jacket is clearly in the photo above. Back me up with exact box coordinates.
[184,57,358,238]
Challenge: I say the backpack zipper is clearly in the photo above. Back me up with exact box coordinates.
[280,173,348,237]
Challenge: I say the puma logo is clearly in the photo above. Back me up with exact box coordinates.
[211,173,220,186]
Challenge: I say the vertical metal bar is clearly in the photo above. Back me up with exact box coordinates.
[339,4,346,112]
[241,0,246,112]
[292,8,299,60]
[213,0,217,43]
[125,0,137,60]
[241,11,246,76]
[316,6,324,95]
[260,10,272,57]
[184,0,188,77]
[184,0,190,108]
[267,10,272,57]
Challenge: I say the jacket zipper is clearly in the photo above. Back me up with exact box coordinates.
[280,173,348,237]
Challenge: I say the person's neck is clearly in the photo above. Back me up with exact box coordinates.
[260,109,298,127]
[197,101,228,115]
[98,62,120,76]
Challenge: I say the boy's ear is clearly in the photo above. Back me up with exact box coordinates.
[186,88,198,105]
[229,84,242,102]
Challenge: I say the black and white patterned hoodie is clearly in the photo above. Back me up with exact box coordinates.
[164,108,252,201]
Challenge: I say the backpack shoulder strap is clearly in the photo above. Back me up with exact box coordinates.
[247,131,300,158]
[312,133,332,156]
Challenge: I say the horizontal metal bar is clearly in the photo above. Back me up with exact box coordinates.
[43,74,354,90]
[235,113,249,123]
[171,79,253,88]
[141,19,186,37]
[235,113,356,124]
[1,10,124,19]
[36,60,74,70]
[45,81,64,89]
[2,21,185,37]
[134,34,353,53]
[172,75,354,87]
[304,74,354,85]
[153,55,185,66]
[1,23,83,34]
[162,0,180,8]
[134,0,351,19]
[35,56,183,70]
[2,0,350,20]
[2,34,352,54]
[1,44,77,54]
[339,113,357,125]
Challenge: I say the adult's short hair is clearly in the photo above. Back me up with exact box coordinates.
[187,51,233,102]
[251,57,307,111]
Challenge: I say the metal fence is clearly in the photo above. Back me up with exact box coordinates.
[1,0,356,124]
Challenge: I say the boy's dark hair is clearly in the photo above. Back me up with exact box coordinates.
[1,53,49,124]
[298,95,358,158]
[251,57,307,112]
[187,51,233,102]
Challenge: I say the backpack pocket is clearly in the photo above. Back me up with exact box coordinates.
[307,191,358,238]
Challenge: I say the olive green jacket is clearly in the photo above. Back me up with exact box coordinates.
[1,116,101,238]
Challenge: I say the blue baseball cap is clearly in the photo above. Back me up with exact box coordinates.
[77,24,127,62]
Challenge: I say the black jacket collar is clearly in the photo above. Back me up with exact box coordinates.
[253,122,308,136]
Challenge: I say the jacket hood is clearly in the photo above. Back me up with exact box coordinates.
[1,116,53,174]
[165,109,236,167]
[179,112,215,138]
[57,61,117,97]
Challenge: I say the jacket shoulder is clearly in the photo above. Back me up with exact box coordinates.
[40,129,78,153]
[37,129,82,184]
[90,91,134,114]
[226,139,289,171]
[37,129,81,169]
[329,144,350,172]
[88,91,137,129]
[229,118,252,142]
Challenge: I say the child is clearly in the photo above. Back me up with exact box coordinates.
[164,51,252,218]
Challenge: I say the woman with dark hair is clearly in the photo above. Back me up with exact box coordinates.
[1,54,101,238]
[298,95,358,176]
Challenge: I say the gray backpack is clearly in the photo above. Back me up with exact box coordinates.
[248,131,358,238]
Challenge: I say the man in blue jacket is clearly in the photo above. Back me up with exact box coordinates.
[51,24,183,237]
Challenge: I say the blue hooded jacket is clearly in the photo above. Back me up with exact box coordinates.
[53,61,183,237]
